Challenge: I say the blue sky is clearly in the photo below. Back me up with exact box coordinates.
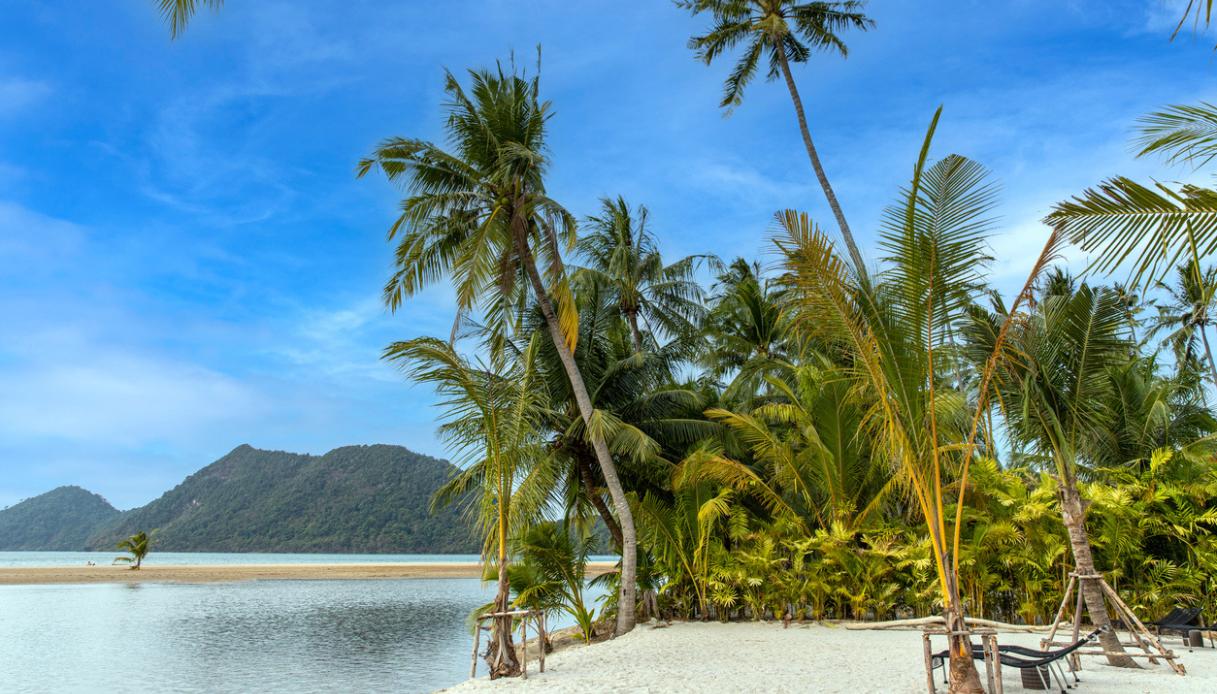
[0,0,1213,510]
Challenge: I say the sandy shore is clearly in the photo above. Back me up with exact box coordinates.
[0,561,616,586]
[446,621,1217,693]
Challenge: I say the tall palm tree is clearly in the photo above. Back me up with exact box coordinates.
[155,0,222,38]
[114,531,150,570]
[1151,261,1217,389]
[388,336,554,678]
[972,282,1140,667]
[576,196,706,353]
[774,111,1058,691]
[679,0,874,272]
[358,60,640,633]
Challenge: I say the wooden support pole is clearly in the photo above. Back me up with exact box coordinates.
[922,631,936,694]
[520,616,528,680]
[1043,575,1075,649]
[470,624,482,678]
[1099,580,1185,675]
[539,612,546,673]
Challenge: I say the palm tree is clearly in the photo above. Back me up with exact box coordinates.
[576,196,706,353]
[523,281,711,551]
[702,258,793,404]
[774,111,1059,691]
[679,0,874,272]
[155,0,222,38]
[388,336,553,678]
[1046,103,1217,288]
[358,59,640,634]
[511,521,599,642]
[972,282,1140,667]
[115,531,150,570]
[1151,261,1217,389]
[686,356,895,532]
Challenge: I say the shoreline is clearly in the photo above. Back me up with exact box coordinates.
[446,621,1217,693]
[0,561,616,586]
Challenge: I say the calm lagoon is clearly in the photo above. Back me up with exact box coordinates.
[0,553,606,693]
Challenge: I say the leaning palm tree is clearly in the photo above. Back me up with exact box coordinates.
[971,282,1140,667]
[774,110,1061,692]
[576,196,706,353]
[388,336,554,678]
[1151,261,1217,389]
[358,59,640,634]
[155,0,222,38]
[679,0,874,272]
[114,531,150,570]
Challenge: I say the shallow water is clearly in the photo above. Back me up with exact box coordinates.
[0,570,605,693]
[0,551,483,567]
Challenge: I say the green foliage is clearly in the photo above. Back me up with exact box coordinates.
[510,522,598,642]
[356,47,1217,648]
[115,531,150,570]
[0,486,119,551]
[156,0,223,39]
[679,0,873,112]
[86,444,477,553]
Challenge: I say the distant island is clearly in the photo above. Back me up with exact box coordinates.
[0,444,477,553]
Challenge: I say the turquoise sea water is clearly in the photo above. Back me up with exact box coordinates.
[0,552,610,693]
[0,551,484,567]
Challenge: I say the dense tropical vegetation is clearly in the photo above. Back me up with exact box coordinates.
[356,2,1217,691]
[362,59,1217,691]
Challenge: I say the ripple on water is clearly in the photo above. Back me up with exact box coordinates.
[0,579,496,693]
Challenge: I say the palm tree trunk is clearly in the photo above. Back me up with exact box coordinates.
[487,559,521,678]
[578,454,624,550]
[511,218,638,635]
[487,467,519,678]
[944,579,986,694]
[775,49,866,275]
[1058,479,1139,668]
[1200,326,1217,391]
[626,311,644,354]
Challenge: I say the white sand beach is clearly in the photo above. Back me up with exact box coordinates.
[446,621,1217,693]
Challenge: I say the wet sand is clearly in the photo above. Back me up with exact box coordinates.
[0,562,616,586]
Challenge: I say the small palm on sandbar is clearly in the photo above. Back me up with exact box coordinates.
[115,532,150,570]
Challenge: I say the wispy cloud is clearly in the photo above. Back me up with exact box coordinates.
[0,351,265,445]
[0,77,50,116]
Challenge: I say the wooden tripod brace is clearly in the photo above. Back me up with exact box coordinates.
[1042,572,1185,675]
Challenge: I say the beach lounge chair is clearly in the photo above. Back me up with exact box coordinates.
[930,628,1103,693]
[1148,606,1214,648]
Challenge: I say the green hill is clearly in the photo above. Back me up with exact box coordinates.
[84,444,477,553]
[0,486,121,550]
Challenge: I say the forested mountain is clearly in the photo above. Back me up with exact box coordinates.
[0,486,120,550]
[86,444,477,553]
[1,445,477,553]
